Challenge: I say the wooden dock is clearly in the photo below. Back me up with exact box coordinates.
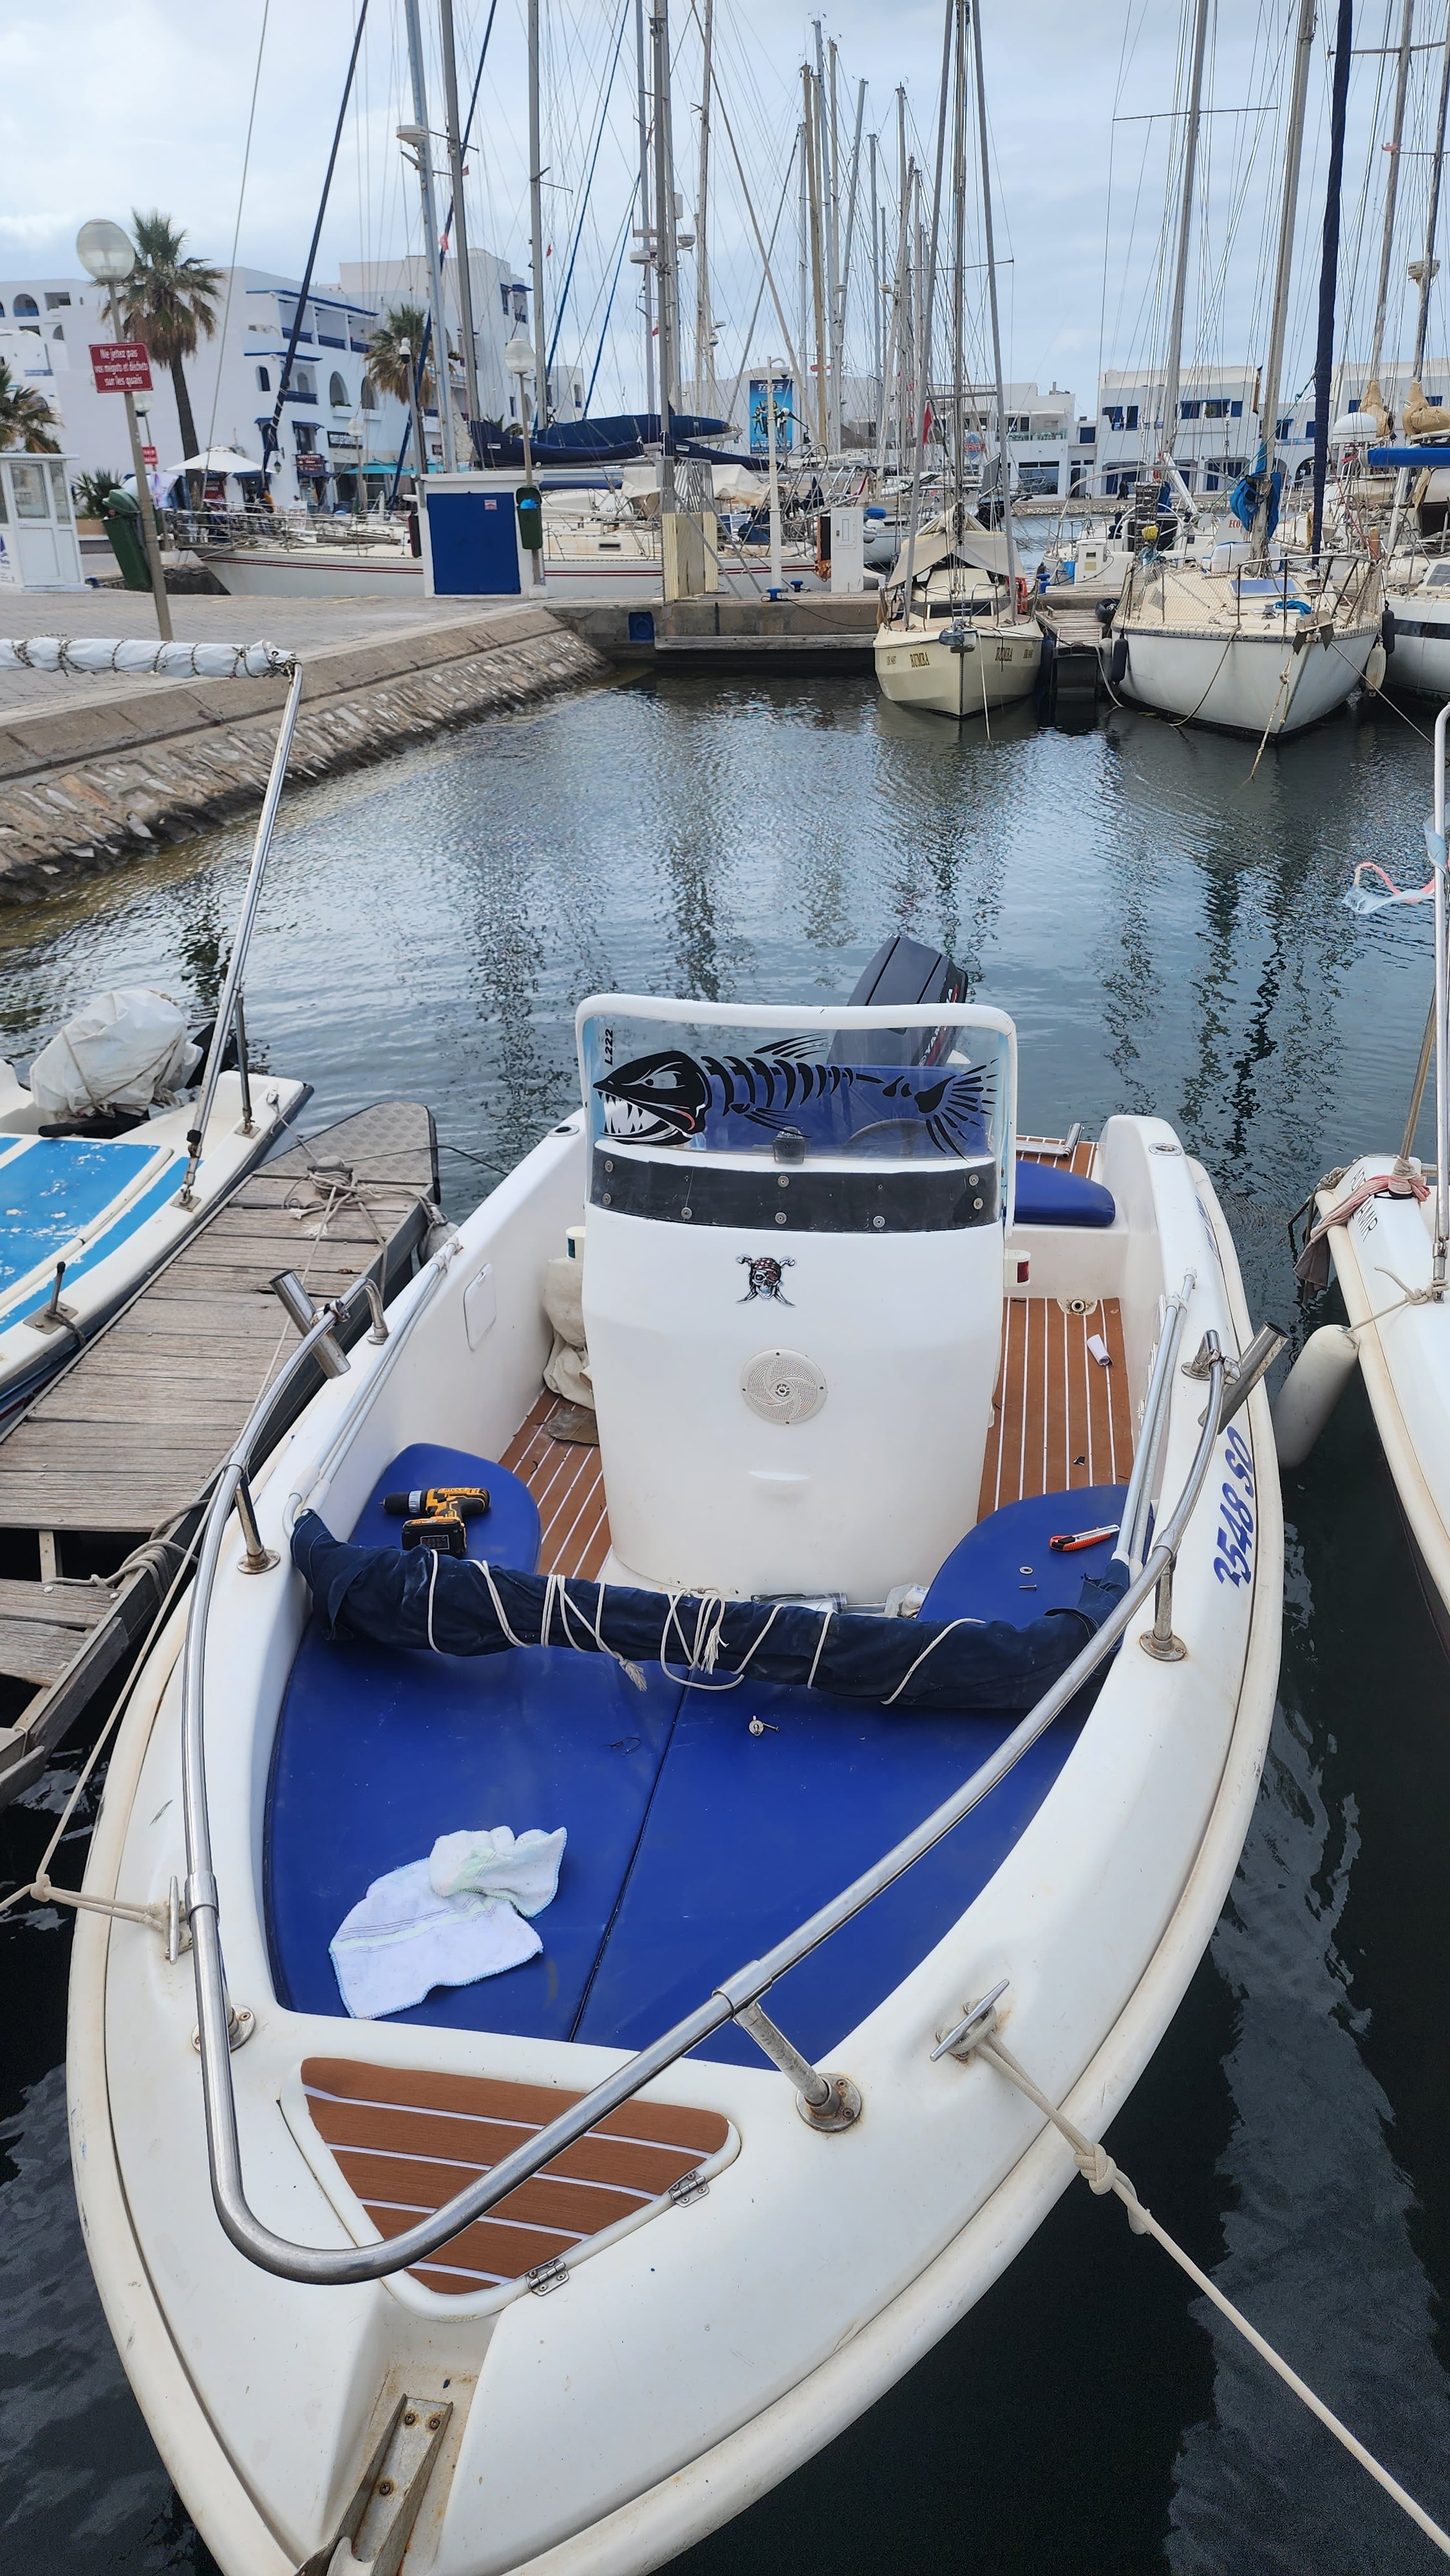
[0,1099,437,1801]
[1035,604,1107,717]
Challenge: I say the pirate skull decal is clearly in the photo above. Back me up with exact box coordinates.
[738,1254,795,1304]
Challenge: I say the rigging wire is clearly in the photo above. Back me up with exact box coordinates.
[203,0,273,467]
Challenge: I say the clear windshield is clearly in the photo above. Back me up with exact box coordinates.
[578,1007,1012,1168]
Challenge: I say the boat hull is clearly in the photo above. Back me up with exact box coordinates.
[1383,596,1450,700]
[1317,1160,1450,1643]
[1115,619,1377,735]
[70,1117,1280,2576]
[206,548,424,599]
[874,623,1040,717]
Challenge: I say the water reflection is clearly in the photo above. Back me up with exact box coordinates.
[0,672,1447,2575]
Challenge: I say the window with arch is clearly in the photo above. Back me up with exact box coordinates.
[360,379,377,411]
[294,368,315,399]
[256,365,271,391]
[0,302,6,317]
[328,370,348,407]
[14,294,38,317]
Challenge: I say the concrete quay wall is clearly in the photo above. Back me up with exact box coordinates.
[0,607,606,896]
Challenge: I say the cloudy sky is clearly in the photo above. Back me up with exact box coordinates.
[1,1,1442,415]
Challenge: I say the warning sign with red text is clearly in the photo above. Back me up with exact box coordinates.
[90,343,153,393]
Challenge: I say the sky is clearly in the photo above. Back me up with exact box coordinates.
[1,1,1447,419]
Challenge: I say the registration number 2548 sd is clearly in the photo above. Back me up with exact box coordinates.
[1212,1422,1256,1588]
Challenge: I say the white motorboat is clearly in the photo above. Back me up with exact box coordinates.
[0,636,315,1416]
[1276,699,1450,1645]
[71,934,1283,2576]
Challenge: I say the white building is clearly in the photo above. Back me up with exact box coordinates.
[1084,360,1450,500]
[335,256,582,436]
[0,247,563,509]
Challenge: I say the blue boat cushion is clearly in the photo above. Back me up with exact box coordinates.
[266,1446,693,2039]
[1013,1156,1116,1229]
[343,1442,543,1572]
[0,1133,160,1298]
[921,1484,1129,1624]
[268,1454,1122,2056]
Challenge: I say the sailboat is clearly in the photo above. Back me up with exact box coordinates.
[69,933,1283,2571]
[1275,705,1450,1646]
[874,0,1039,718]
[1109,0,1381,739]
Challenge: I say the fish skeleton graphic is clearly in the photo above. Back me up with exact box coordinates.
[594,1041,993,1158]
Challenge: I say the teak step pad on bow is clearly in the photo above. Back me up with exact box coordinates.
[301,2058,730,2297]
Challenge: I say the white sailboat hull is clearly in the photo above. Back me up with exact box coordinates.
[1316,1160,1450,1643]
[1383,596,1450,701]
[874,623,1040,718]
[1115,618,1377,736]
[68,1108,1281,2576]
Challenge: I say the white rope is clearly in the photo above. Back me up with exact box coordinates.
[975,2029,1450,2561]
[806,1607,834,1690]
[880,1612,989,1707]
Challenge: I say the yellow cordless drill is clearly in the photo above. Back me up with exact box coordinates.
[383,1485,491,1557]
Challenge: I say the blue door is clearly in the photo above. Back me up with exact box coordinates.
[425,491,522,596]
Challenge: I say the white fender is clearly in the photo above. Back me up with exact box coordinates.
[1271,1323,1359,1467]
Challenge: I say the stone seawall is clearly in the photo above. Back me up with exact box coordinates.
[0,607,606,897]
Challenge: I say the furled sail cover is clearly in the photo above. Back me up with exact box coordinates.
[291,1513,1126,1715]
[0,638,293,678]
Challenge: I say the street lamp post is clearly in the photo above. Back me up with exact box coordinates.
[75,220,171,641]
[504,337,543,587]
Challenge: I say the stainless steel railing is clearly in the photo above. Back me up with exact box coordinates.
[169,1267,1274,2286]
[178,658,306,1205]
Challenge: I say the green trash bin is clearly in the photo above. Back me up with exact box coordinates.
[102,489,153,592]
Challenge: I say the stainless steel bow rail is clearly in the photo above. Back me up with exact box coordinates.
[0,636,303,1209]
[176,1285,1277,2286]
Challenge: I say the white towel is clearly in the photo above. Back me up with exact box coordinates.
[330,1825,567,2020]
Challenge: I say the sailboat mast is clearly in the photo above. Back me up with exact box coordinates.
[970,0,1019,604]
[1311,0,1353,560]
[401,0,458,471]
[634,0,657,421]
[804,63,829,450]
[900,0,954,615]
[1251,0,1317,557]
[651,0,681,503]
[438,0,482,439]
[950,0,968,523]
[529,0,550,423]
[695,0,715,410]
[1370,0,1416,386]
[1413,10,1450,375]
[871,133,883,448]
[1160,0,1210,473]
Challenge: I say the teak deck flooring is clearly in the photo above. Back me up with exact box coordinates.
[301,2057,729,2296]
[977,1296,1135,1517]
[503,1395,610,1580]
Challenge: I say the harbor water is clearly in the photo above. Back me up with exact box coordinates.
[3,667,1449,2573]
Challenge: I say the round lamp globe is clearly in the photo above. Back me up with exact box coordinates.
[504,339,536,378]
[76,220,136,285]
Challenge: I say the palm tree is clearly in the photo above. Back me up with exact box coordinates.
[0,362,61,453]
[364,303,436,410]
[121,211,222,465]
